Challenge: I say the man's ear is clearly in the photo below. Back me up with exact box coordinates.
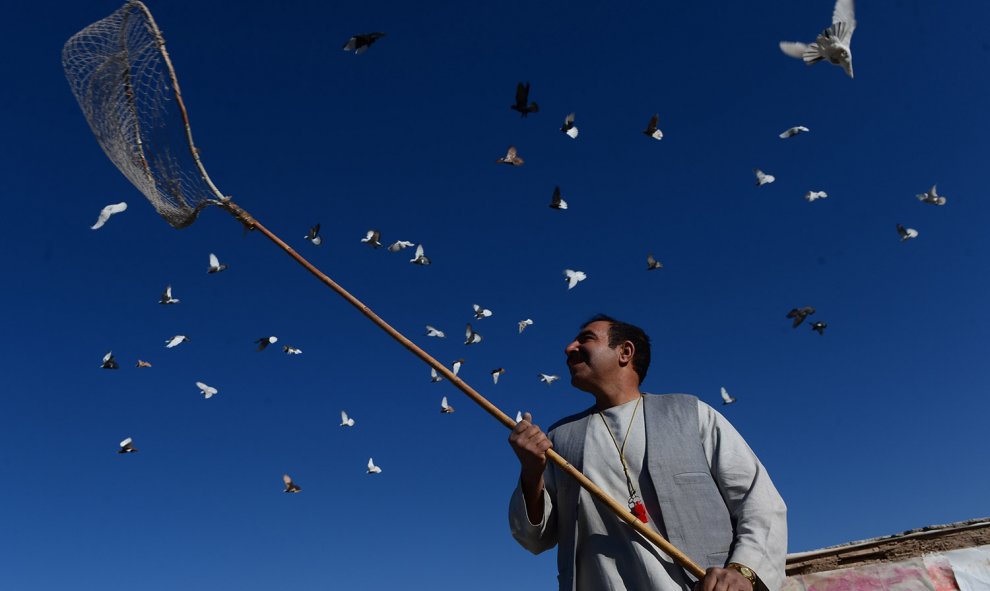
[617,341,635,366]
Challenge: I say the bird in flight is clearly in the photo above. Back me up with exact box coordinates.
[425,325,446,338]
[564,269,587,289]
[282,345,303,355]
[159,285,179,305]
[304,224,322,246]
[550,186,568,210]
[496,146,525,166]
[451,359,464,376]
[720,387,736,405]
[340,411,355,427]
[787,307,816,328]
[342,32,386,54]
[643,114,663,140]
[539,373,560,385]
[431,367,442,383]
[409,244,431,265]
[388,240,414,252]
[367,458,383,474]
[515,411,524,423]
[805,191,828,202]
[916,185,947,206]
[441,396,455,414]
[473,304,493,319]
[810,321,828,335]
[491,368,505,384]
[283,474,301,493]
[91,202,127,230]
[196,381,218,399]
[465,324,482,345]
[165,335,189,349]
[647,254,663,271]
[136,360,152,368]
[779,126,810,139]
[779,0,856,78]
[118,437,138,453]
[361,230,382,248]
[754,169,776,186]
[510,82,539,117]
[518,318,534,334]
[208,253,227,273]
[561,113,579,138]
[897,224,919,241]
[101,351,119,369]
[255,336,278,351]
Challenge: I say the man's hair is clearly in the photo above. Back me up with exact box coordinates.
[583,314,651,384]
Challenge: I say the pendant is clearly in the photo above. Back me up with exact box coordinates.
[630,499,649,523]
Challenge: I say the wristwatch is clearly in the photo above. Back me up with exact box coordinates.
[726,563,757,589]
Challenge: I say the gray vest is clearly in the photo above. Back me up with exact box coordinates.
[547,394,734,590]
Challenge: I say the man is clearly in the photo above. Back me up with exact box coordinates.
[508,315,787,591]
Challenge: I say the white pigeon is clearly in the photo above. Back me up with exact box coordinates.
[425,325,446,338]
[754,169,776,186]
[518,318,534,334]
[916,185,947,206]
[720,387,736,405]
[367,457,382,474]
[283,474,301,493]
[515,411,524,423]
[196,381,218,399]
[539,373,560,385]
[361,229,382,248]
[805,191,828,202]
[101,351,119,369]
[118,437,137,453]
[473,304,493,319]
[255,336,278,351]
[340,410,355,427]
[897,224,919,241]
[159,285,179,305]
[410,244,431,265]
[491,368,505,384]
[564,269,587,290]
[643,114,663,140]
[440,396,455,414]
[451,359,463,376]
[646,254,663,271]
[282,345,303,355]
[779,0,857,78]
[550,186,569,210]
[388,240,415,252]
[305,224,322,246]
[779,126,810,139]
[90,202,127,230]
[431,367,443,383]
[165,335,189,348]
[464,324,482,345]
[208,253,227,273]
[561,113,579,139]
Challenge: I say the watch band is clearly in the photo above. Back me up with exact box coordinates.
[726,563,757,589]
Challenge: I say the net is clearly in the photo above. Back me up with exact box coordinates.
[62,1,223,228]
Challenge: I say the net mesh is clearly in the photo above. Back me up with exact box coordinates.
[62,1,223,228]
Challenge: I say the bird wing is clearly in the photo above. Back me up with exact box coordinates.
[414,244,424,259]
[778,41,809,59]
[514,82,528,106]
[120,437,132,447]
[209,253,219,267]
[283,474,293,485]
[91,202,127,229]
[832,0,856,33]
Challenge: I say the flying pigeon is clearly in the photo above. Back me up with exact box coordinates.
[159,285,179,305]
[451,359,464,376]
[101,351,119,369]
[135,360,152,368]
[539,373,560,385]
[720,387,736,405]
[409,244,431,265]
[642,114,663,140]
[647,254,663,270]
[510,82,538,117]
[342,32,385,54]
[441,396,455,414]
[564,269,587,289]
[361,230,382,248]
[208,253,227,273]
[425,325,446,338]
[518,318,533,334]
[805,191,828,202]
[118,437,138,453]
[787,307,816,328]
[550,186,568,210]
[388,240,414,252]
[754,169,776,186]
[473,304,493,319]
[810,321,828,335]
[515,411,524,423]
[283,345,303,355]
[305,224,322,246]
[340,411,355,427]
[897,224,919,241]
[916,185,947,206]
[561,113,579,138]
[165,335,189,348]
[90,202,127,230]
[779,126,810,139]
[367,458,382,474]
[255,336,278,351]
[496,146,525,166]
[491,368,505,384]
[431,367,443,383]
[465,324,482,345]
[779,0,857,78]
[282,474,301,493]
[195,381,218,399]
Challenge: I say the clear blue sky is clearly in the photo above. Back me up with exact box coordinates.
[1,1,988,589]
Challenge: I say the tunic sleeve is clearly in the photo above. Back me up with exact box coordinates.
[698,401,788,591]
[508,465,559,555]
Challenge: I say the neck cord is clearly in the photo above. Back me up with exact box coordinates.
[598,395,649,523]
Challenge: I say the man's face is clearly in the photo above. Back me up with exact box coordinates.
[564,320,619,392]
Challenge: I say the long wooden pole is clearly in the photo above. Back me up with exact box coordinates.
[218,198,707,580]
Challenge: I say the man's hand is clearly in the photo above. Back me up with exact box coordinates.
[508,412,552,524]
[694,567,754,591]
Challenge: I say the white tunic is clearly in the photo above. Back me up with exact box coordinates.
[510,399,787,591]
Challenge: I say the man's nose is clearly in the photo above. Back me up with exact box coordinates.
[564,341,578,355]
